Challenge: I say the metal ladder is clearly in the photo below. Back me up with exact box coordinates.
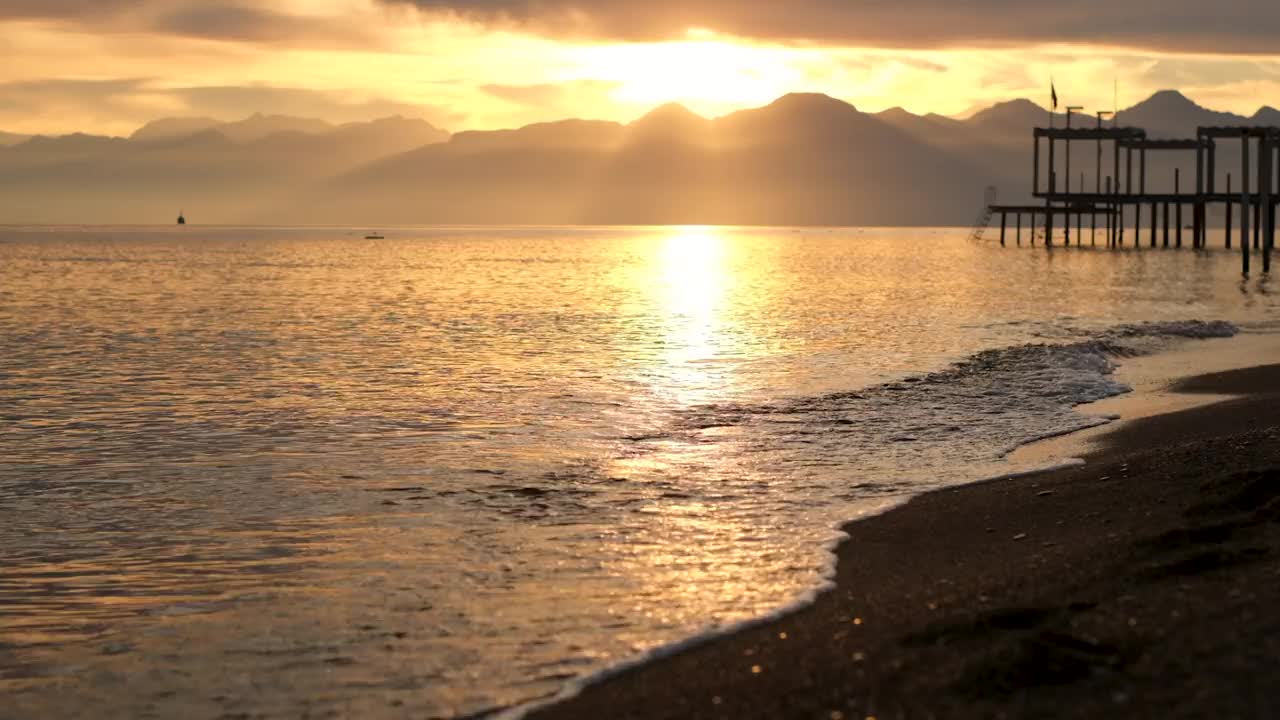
[968,186,998,241]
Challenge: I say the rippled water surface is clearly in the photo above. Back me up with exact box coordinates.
[1,226,1277,718]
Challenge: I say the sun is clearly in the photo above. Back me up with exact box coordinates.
[570,39,802,116]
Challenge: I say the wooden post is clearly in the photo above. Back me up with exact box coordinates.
[1113,138,1121,203]
[1138,206,1146,249]
[1176,168,1183,248]
[1150,202,1157,247]
[1243,132,1251,275]
[1195,141,1204,248]
[1046,139,1055,245]
[1016,212,1022,246]
[1000,211,1007,246]
[1254,201,1262,250]
[1226,173,1233,250]
[1263,135,1272,273]
[1163,202,1170,248]
[1125,145,1133,195]
[1207,136,1215,194]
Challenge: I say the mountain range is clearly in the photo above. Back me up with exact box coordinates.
[1,90,1274,226]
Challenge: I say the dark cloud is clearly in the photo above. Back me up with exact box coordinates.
[1,1,379,48]
[0,0,136,20]
[383,0,1280,53]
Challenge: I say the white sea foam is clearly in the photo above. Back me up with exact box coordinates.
[490,321,1236,720]
[491,461,1086,720]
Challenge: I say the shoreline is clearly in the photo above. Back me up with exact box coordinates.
[521,342,1280,719]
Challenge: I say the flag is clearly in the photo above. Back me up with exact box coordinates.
[1051,80,1058,110]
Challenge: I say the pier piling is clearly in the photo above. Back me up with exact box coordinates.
[1176,169,1183,248]
[1226,174,1233,250]
[990,123,1280,274]
[1243,131,1251,275]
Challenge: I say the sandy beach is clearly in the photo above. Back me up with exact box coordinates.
[527,361,1280,719]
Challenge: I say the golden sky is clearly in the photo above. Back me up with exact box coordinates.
[3,0,1280,136]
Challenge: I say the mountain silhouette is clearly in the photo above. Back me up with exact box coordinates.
[0,114,449,224]
[1114,90,1246,138]
[1252,106,1280,126]
[2,91,1276,225]
[131,117,222,142]
[450,119,625,153]
[625,103,713,145]
[0,130,32,147]
[315,92,993,226]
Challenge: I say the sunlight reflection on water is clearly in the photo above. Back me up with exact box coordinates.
[0,225,1277,718]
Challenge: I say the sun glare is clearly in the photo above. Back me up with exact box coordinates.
[573,41,801,116]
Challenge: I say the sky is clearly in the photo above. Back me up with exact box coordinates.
[3,0,1280,136]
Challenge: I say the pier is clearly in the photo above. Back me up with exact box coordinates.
[980,123,1280,274]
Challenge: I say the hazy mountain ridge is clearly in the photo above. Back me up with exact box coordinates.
[1,90,1275,225]
[0,130,32,147]
[315,93,999,226]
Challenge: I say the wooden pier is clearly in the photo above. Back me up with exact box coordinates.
[981,123,1280,274]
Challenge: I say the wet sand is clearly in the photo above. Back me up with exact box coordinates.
[527,364,1280,720]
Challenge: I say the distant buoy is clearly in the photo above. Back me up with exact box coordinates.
[177,210,186,225]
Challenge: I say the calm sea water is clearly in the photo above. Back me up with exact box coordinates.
[1,226,1276,718]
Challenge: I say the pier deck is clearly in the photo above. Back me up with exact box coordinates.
[984,123,1280,273]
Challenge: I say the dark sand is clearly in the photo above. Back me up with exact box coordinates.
[528,365,1280,720]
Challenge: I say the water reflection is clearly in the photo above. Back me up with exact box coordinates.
[655,226,735,406]
[2,226,1279,718]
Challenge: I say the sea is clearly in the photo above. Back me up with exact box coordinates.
[1,225,1276,719]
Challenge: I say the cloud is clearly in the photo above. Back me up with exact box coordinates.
[481,79,620,106]
[0,1,381,48]
[151,5,361,45]
[382,0,1280,54]
[0,78,159,131]
[169,85,465,126]
[0,0,136,20]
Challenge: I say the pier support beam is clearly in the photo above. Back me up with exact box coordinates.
[1195,141,1205,248]
[1243,132,1251,275]
[1150,202,1157,247]
[1163,202,1170,248]
[1000,211,1007,246]
[1254,202,1262,250]
[1016,212,1022,246]
[1263,135,1273,273]
[1226,174,1233,250]
[1045,141,1055,246]
[1175,169,1182,248]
